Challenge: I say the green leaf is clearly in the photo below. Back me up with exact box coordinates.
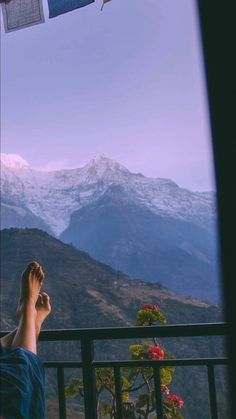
[160,366,175,385]
[121,376,132,389]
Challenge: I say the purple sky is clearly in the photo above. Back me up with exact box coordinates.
[1,0,215,191]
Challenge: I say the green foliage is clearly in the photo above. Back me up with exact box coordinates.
[136,308,167,326]
[129,343,150,360]
[160,366,175,386]
[65,378,83,398]
[66,304,184,418]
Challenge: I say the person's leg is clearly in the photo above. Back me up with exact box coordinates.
[0,263,40,349]
[0,263,51,419]
[1,262,51,351]
[11,263,44,354]
[0,293,51,350]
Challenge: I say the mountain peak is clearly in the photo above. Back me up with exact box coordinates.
[1,153,30,170]
[93,153,110,162]
[84,154,129,175]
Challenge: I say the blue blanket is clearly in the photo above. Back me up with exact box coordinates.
[48,0,94,18]
[0,345,45,419]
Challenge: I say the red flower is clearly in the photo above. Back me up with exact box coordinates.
[166,394,184,408]
[161,384,170,395]
[142,304,159,312]
[147,345,164,360]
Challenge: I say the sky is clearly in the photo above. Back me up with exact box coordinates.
[1,0,216,191]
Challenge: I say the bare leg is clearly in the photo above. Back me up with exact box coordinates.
[0,262,39,349]
[0,263,51,351]
[0,294,51,349]
[11,264,44,354]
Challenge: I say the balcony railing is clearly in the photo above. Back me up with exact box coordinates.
[34,322,229,419]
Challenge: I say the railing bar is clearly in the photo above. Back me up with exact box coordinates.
[153,366,164,419]
[33,322,229,341]
[207,365,218,419]
[81,338,97,419]
[42,357,228,369]
[92,357,229,368]
[43,358,229,369]
[57,367,67,419]
[114,367,123,419]
[44,362,83,368]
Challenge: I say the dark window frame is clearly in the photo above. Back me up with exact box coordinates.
[197,1,236,416]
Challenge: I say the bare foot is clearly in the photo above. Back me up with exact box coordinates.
[35,292,51,335]
[1,263,47,351]
[1,293,51,349]
[17,262,44,319]
[18,262,44,322]
[10,265,44,354]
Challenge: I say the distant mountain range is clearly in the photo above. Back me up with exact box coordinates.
[0,153,220,302]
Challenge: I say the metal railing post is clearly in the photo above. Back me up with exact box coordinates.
[57,367,66,419]
[207,365,218,419]
[153,366,164,419]
[114,367,123,419]
[81,337,97,419]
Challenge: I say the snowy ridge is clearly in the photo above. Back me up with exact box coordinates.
[0,153,30,170]
[1,153,216,235]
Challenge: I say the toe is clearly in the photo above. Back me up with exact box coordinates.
[28,261,39,270]
[42,293,51,310]
[42,292,49,302]
[38,267,45,282]
[40,268,45,281]
[34,266,43,280]
[22,261,38,276]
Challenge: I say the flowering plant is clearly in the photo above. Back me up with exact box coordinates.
[66,303,184,418]
[147,345,165,360]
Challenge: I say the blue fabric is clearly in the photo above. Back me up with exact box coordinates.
[0,345,45,419]
[48,0,94,18]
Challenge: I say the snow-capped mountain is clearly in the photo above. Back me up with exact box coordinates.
[1,153,216,236]
[1,152,219,302]
[0,153,30,170]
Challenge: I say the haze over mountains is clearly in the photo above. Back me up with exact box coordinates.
[0,153,220,302]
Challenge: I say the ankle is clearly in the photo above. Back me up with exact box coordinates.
[22,301,37,317]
